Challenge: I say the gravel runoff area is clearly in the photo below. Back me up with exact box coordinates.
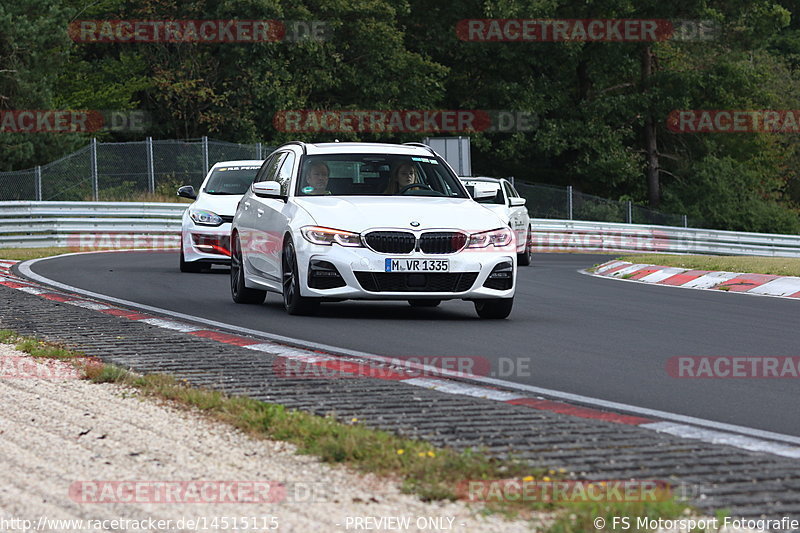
[0,344,537,533]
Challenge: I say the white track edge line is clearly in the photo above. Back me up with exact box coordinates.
[17,253,800,449]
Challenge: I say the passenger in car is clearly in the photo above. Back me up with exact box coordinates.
[384,163,418,194]
[303,162,331,195]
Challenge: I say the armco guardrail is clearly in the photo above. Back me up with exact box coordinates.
[2,202,800,257]
[531,219,800,257]
[0,201,185,248]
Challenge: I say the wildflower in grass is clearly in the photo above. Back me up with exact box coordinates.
[396,449,404,455]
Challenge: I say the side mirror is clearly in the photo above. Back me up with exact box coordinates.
[252,181,285,200]
[472,183,497,200]
[509,197,526,207]
[177,185,197,200]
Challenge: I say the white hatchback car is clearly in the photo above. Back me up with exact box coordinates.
[460,177,532,266]
[177,160,263,272]
[230,142,517,318]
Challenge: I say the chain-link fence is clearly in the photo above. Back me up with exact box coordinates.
[514,182,703,228]
[2,138,700,227]
[0,138,273,202]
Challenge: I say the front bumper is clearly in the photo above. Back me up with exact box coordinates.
[181,223,232,264]
[295,243,516,300]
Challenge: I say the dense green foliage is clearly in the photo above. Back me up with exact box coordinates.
[2,0,800,231]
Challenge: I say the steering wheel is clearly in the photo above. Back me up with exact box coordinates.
[398,183,433,194]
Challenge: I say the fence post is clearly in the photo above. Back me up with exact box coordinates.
[256,142,262,160]
[683,214,688,228]
[202,136,209,174]
[35,166,42,201]
[146,137,155,193]
[90,138,99,201]
[567,185,573,220]
[626,201,632,223]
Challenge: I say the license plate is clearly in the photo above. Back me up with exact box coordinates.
[385,258,449,272]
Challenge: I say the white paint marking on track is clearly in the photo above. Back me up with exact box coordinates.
[641,421,800,459]
[403,378,527,402]
[748,277,800,296]
[17,287,47,295]
[139,318,204,332]
[638,267,686,283]
[66,300,111,310]
[608,264,648,277]
[17,252,800,458]
[681,271,739,289]
[243,343,329,359]
[594,260,627,274]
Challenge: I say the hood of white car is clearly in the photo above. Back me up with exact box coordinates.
[293,196,506,233]
[191,192,244,217]
[479,204,510,221]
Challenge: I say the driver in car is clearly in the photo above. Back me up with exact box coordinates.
[302,162,331,195]
[384,163,419,194]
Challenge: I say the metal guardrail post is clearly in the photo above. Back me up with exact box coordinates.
[683,215,688,228]
[627,201,632,223]
[146,137,155,194]
[256,142,262,160]
[567,186,573,220]
[35,166,42,201]
[90,138,98,201]
[202,136,209,174]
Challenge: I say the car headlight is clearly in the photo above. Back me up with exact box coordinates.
[467,227,513,248]
[301,226,363,247]
[189,209,223,227]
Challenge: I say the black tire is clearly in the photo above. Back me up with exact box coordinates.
[474,297,514,319]
[281,238,320,316]
[408,299,441,308]
[230,235,266,304]
[517,230,532,267]
[179,249,203,273]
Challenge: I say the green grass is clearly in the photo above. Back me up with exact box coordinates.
[0,247,75,261]
[1,328,695,530]
[619,254,800,277]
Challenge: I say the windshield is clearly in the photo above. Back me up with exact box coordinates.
[203,165,261,194]
[295,154,468,198]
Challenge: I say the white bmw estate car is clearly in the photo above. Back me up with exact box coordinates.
[460,177,532,266]
[177,160,263,272]
[230,142,517,319]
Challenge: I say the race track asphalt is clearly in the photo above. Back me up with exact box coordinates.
[28,251,800,436]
